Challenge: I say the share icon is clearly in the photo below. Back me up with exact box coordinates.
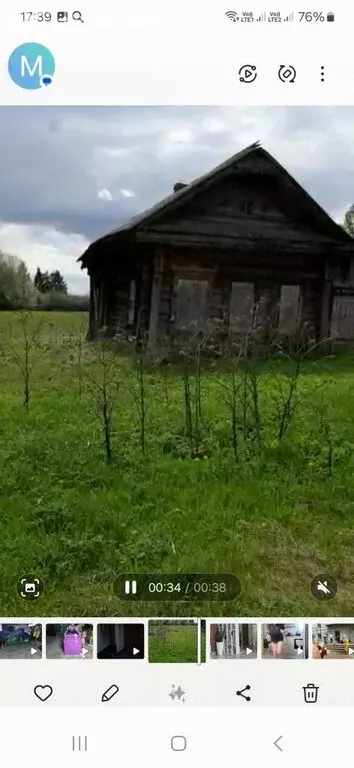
[236,684,251,702]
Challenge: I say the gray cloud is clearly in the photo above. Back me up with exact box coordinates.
[0,105,354,292]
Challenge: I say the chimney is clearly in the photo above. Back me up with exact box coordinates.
[173,182,188,193]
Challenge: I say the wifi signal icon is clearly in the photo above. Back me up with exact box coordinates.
[225,10,239,21]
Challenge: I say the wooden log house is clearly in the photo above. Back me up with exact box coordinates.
[79,142,354,346]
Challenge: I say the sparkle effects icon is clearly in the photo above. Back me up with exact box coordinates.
[169,685,186,703]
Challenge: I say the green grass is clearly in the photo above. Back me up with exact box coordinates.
[148,623,198,663]
[0,310,354,616]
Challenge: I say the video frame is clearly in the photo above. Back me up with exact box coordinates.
[97,623,145,659]
[210,623,257,659]
[148,620,200,663]
[46,624,93,659]
[1,106,354,618]
[312,624,354,658]
[262,624,308,659]
[0,623,42,659]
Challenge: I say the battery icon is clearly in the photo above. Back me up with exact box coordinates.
[326,11,334,21]
[124,579,137,595]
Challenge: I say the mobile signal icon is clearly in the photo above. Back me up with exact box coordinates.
[284,12,294,21]
[225,10,239,21]
[256,12,266,21]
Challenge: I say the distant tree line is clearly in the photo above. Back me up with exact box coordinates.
[0,253,88,311]
[34,267,68,294]
[343,204,354,237]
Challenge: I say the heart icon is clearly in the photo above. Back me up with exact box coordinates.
[34,685,53,701]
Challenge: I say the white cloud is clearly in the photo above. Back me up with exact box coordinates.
[167,128,195,143]
[0,222,89,295]
[98,188,113,201]
[201,118,228,133]
[120,188,135,198]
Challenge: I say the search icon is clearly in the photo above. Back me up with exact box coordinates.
[72,10,84,22]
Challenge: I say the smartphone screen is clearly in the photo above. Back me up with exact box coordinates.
[0,1,353,763]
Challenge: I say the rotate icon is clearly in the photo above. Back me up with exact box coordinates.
[278,65,296,83]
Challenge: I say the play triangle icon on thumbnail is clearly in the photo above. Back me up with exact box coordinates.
[297,647,304,655]
[349,647,354,655]
[31,647,37,655]
[246,647,253,655]
[133,647,139,656]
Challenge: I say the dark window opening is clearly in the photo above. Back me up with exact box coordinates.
[128,280,136,326]
[239,201,255,214]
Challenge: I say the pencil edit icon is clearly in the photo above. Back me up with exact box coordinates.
[101,684,119,702]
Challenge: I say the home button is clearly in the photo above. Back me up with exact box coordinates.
[171,735,187,751]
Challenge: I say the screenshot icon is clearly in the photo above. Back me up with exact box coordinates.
[17,575,43,600]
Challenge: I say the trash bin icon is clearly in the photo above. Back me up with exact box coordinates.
[303,683,319,703]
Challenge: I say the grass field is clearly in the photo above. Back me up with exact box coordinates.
[1,310,354,617]
[148,622,198,663]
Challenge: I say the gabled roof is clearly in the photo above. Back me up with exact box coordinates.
[79,141,353,264]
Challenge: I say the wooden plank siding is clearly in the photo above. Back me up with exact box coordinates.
[142,176,342,248]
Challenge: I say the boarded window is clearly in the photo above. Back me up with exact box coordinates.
[175,279,209,331]
[229,282,255,332]
[278,285,301,334]
[331,297,354,339]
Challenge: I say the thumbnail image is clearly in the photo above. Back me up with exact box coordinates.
[262,623,308,659]
[3,106,354,618]
[210,623,257,659]
[46,624,93,659]
[312,623,354,658]
[148,620,198,663]
[97,623,144,659]
[0,623,42,659]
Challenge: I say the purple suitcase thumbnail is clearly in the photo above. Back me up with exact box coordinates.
[63,626,82,655]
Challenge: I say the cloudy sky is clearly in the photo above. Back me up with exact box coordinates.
[0,105,354,294]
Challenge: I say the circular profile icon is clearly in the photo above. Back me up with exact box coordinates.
[310,573,337,600]
[8,43,55,89]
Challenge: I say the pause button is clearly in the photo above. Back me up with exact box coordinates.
[125,580,137,594]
